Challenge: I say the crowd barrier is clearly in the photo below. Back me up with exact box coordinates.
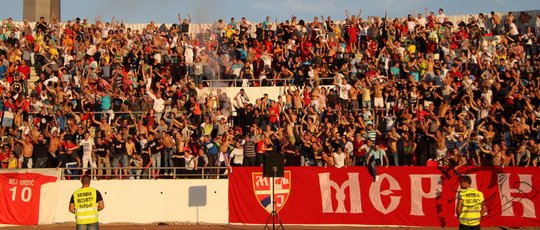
[1,167,539,227]
[59,166,231,180]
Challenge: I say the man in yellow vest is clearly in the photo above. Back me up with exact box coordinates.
[456,175,487,230]
[69,174,105,230]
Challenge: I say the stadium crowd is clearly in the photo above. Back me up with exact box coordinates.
[0,9,539,179]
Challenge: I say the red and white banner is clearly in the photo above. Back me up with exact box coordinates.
[0,169,60,225]
[229,167,540,227]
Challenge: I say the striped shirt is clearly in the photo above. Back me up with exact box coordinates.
[243,140,256,157]
[366,130,377,141]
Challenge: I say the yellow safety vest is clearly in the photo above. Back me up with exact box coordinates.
[73,187,99,224]
[458,188,484,226]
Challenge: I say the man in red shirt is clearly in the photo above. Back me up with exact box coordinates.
[256,137,267,166]
[17,61,30,81]
[268,101,280,129]
[416,105,430,121]
[447,63,463,84]
[63,138,80,176]
[352,134,367,166]
[0,145,10,168]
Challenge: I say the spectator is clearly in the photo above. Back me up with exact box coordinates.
[16,135,34,168]
[194,148,209,177]
[129,153,143,179]
[78,132,96,175]
[242,134,256,166]
[94,136,111,179]
[332,146,349,168]
[0,144,11,168]
[202,135,219,175]
[229,141,244,166]
[147,132,163,178]
[111,133,128,178]
[33,133,49,168]
[366,144,389,181]
[0,8,537,179]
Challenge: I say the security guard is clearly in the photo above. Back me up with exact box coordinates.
[456,175,487,230]
[69,174,105,229]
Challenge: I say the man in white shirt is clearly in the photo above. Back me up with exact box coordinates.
[43,75,59,86]
[344,136,354,163]
[30,97,44,112]
[79,132,96,174]
[437,8,447,23]
[260,52,272,67]
[417,13,427,28]
[86,44,98,57]
[146,89,165,113]
[195,82,207,111]
[507,19,519,40]
[406,15,416,33]
[229,142,244,166]
[332,147,349,168]
[184,151,195,172]
[146,80,165,121]
[336,76,351,110]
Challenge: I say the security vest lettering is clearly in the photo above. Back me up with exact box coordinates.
[458,188,484,226]
[73,187,98,224]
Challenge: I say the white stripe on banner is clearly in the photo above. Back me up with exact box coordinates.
[255,189,289,195]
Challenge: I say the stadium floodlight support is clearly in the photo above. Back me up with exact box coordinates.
[23,0,61,22]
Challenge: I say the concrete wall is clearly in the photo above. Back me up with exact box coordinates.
[51,179,228,224]
[207,86,286,106]
[205,85,336,109]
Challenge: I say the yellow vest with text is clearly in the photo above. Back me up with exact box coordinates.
[458,188,484,226]
[73,187,99,224]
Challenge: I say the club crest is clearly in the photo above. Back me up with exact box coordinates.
[252,171,291,213]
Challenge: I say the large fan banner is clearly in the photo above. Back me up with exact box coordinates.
[0,169,61,225]
[229,167,540,227]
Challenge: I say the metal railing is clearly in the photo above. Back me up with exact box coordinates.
[58,166,231,180]
[202,77,337,87]
[23,110,150,115]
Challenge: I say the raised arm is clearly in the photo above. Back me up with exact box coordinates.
[177,13,183,23]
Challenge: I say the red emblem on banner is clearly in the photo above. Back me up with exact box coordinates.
[252,171,291,213]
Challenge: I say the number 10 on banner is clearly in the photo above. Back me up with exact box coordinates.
[9,186,32,202]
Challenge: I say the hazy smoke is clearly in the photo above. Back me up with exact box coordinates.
[83,0,224,23]
[191,0,223,23]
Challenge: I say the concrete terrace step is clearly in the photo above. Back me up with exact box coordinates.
[28,67,39,93]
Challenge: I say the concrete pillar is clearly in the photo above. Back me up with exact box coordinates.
[23,0,61,22]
